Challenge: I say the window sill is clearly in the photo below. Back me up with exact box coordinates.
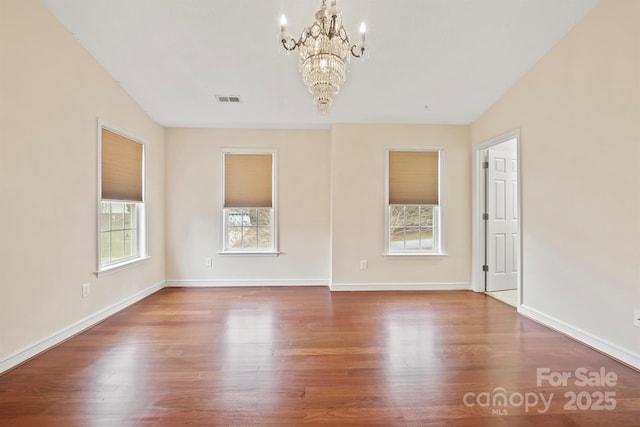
[95,256,151,277]
[218,251,280,257]
[383,252,448,260]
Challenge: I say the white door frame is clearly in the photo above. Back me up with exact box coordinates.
[471,129,523,306]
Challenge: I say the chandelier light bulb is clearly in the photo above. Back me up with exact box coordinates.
[280,14,287,32]
[329,0,338,15]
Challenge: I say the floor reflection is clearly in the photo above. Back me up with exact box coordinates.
[381,304,449,407]
[224,307,274,345]
[383,306,440,369]
[86,336,149,424]
[220,305,279,409]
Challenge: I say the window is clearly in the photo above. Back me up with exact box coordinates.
[98,122,146,271]
[385,148,444,255]
[222,150,277,253]
[100,202,139,264]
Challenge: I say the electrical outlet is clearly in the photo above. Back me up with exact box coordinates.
[82,283,90,298]
[360,260,368,270]
[205,257,213,267]
[634,308,640,327]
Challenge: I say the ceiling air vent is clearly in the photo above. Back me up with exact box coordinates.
[216,95,241,103]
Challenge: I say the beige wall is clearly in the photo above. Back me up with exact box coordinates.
[472,0,640,355]
[165,125,472,288]
[331,124,472,286]
[165,128,330,283]
[0,0,165,360]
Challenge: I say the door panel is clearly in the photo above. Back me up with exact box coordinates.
[486,144,518,291]
[512,180,518,220]
[495,233,506,273]
[511,233,519,273]
[495,180,506,219]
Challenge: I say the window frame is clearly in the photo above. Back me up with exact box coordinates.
[384,147,447,257]
[219,148,279,255]
[96,119,148,275]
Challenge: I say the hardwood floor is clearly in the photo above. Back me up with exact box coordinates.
[1,287,638,426]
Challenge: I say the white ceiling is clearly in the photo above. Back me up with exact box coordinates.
[41,0,598,129]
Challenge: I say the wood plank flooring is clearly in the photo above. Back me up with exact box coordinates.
[1,287,639,426]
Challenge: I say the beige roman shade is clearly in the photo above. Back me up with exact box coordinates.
[101,129,143,202]
[224,153,273,207]
[389,150,439,205]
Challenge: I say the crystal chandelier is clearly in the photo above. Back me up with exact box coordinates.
[279,0,367,112]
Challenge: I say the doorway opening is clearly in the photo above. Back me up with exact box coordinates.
[472,131,522,308]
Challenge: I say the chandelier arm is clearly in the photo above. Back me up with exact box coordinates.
[350,44,365,58]
[281,37,299,51]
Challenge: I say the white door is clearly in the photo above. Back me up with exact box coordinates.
[486,141,518,291]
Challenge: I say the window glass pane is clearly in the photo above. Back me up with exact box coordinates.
[390,206,405,227]
[388,204,439,253]
[247,209,258,226]
[228,212,240,226]
[228,226,243,249]
[420,206,433,227]
[420,228,434,250]
[129,229,138,257]
[101,203,111,231]
[390,228,405,250]
[110,230,125,259]
[258,226,272,248]
[129,204,137,228]
[406,206,420,226]
[124,204,136,228]
[257,208,271,226]
[242,226,258,248]
[229,209,250,226]
[123,208,131,229]
[101,231,111,263]
[100,201,142,267]
[111,203,124,230]
[225,207,274,250]
[405,227,420,249]
[124,230,133,258]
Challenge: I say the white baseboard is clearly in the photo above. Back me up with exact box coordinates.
[518,305,640,371]
[0,281,164,375]
[330,282,472,291]
[164,279,328,287]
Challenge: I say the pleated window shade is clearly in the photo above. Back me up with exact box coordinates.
[101,129,143,202]
[224,154,273,208]
[389,151,439,205]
